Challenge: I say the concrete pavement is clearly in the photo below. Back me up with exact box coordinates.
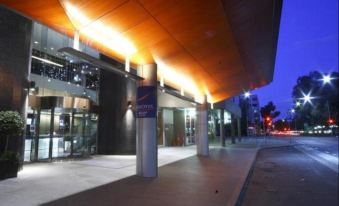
[42,147,258,206]
[0,143,259,206]
[0,137,299,206]
[0,147,197,206]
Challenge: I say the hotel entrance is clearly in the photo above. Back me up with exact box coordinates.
[157,89,197,147]
[24,96,98,162]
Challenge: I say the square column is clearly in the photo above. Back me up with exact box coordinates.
[136,64,157,177]
[196,96,209,156]
[220,109,225,147]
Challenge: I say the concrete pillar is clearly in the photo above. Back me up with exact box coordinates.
[220,109,225,147]
[231,115,236,144]
[237,117,242,142]
[237,118,241,137]
[197,96,209,156]
[136,64,157,177]
[73,30,80,50]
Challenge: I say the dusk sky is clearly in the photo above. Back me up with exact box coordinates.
[253,0,338,118]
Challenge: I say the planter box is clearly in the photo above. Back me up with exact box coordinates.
[0,159,19,180]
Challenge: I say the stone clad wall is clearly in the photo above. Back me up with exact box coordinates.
[0,6,32,157]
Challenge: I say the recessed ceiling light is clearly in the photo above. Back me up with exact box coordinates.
[34,41,38,44]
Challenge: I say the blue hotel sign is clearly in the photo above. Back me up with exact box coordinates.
[136,86,156,118]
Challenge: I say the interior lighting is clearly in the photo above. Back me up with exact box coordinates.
[160,76,164,87]
[32,56,63,67]
[155,58,200,101]
[125,57,130,72]
[34,41,38,44]
[180,87,184,96]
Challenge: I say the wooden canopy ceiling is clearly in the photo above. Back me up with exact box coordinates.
[0,0,282,103]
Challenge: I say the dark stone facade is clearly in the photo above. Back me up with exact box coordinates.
[97,54,137,154]
[0,6,32,158]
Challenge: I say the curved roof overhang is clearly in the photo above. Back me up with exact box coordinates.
[0,0,282,103]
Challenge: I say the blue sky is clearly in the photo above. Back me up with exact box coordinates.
[253,0,338,118]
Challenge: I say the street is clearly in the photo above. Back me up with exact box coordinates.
[240,143,338,206]
[294,136,338,172]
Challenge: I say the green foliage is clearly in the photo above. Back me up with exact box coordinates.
[0,111,24,138]
[0,151,19,162]
[260,101,280,119]
[292,71,339,127]
[0,111,25,153]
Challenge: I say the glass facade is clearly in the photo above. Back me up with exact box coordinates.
[24,22,101,162]
[157,108,196,147]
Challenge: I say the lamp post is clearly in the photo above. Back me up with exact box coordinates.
[291,108,297,131]
[243,91,251,137]
[322,73,335,135]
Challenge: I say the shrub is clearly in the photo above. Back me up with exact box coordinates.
[0,111,25,153]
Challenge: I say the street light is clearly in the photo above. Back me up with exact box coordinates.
[301,92,314,104]
[243,91,251,136]
[322,74,333,84]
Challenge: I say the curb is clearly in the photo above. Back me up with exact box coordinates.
[234,148,260,206]
[234,144,296,206]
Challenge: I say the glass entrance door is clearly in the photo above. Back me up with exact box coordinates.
[25,107,98,161]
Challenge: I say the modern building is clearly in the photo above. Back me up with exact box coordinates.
[239,94,262,136]
[0,0,282,178]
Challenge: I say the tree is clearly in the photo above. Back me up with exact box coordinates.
[260,101,281,120]
[292,71,339,128]
[260,101,280,131]
[0,111,24,153]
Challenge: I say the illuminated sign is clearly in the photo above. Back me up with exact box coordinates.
[136,86,156,118]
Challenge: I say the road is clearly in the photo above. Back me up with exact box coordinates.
[240,146,338,206]
[294,136,338,172]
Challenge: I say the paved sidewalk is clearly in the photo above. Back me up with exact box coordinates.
[42,147,258,206]
[0,137,298,206]
[0,144,258,206]
[0,147,197,206]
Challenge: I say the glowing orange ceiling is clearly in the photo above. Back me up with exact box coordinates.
[0,0,282,103]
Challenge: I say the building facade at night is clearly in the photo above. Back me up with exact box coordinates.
[0,0,282,177]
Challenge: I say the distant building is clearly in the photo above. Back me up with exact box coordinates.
[239,94,261,136]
